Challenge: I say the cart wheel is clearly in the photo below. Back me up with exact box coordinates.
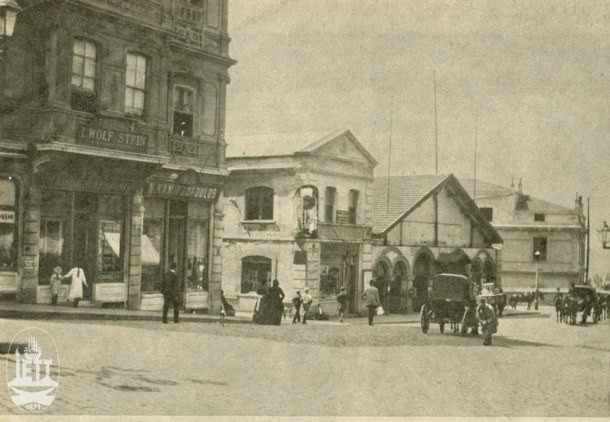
[420,305,430,334]
[439,322,445,334]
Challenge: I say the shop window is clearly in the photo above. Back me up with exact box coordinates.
[348,189,359,224]
[71,39,97,113]
[99,221,122,273]
[173,86,195,137]
[142,198,164,292]
[320,265,340,299]
[294,186,318,237]
[186,201,210,291]
[125,53,147,117]
[0,179,17,271]
[480,207,493,222]
[325,187,336,223]
[38,219,64,284]
[245,187,274,220]
[241,256,271,293]
[39,190,69,282]
[533,237,547,261]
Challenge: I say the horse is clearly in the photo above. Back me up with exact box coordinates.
[508,291,544,310]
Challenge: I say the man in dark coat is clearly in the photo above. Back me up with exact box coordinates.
[162,262,180,324]
[362,280,381,326]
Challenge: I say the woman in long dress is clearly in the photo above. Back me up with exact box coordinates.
[267,279,285,325]
[64,266,88,307]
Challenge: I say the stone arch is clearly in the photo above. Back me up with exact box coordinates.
[436,248,471,276]
[412,248,435,311]
[474,249,496,286]
[391,257,410,313]
[471,257,484,288]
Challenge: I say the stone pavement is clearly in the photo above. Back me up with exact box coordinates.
[0,300,536,325]
[1,305,606,418]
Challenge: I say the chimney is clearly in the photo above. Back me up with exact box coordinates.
[518,177,523,194]
[509,177,515,190]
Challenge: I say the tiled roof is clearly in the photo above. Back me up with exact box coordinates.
[226,130,341,158]
[371,175,449,233]
[462,178,574,213]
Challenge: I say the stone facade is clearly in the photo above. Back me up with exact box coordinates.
[0,0,235,313]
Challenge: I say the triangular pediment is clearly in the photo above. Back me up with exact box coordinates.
[298,130,378,165]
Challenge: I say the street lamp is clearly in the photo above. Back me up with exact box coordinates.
[534,250,541,310]
[0,0,20,54]
[598,221,610,249]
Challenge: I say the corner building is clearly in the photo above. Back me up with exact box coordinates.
[0,0,235,313]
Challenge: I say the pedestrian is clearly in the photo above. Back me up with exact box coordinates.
[476,298,498,346]
[50,266,63,305]
[267,279,285,325]
[254,280,271,324]
[497,288,507,317]
[162,262,180,324]
[301,287,312,324]
[292,290,302,324]
[362,280,381,326]
[337,287,348,322]
[64,266,87,307]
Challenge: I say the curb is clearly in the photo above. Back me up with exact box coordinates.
[0,309,254,325]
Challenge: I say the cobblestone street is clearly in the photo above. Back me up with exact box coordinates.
[1,307,608,418]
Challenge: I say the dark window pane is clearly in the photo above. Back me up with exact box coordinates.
[173,112,193,137]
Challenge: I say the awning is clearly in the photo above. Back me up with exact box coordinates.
[141,235,161,265]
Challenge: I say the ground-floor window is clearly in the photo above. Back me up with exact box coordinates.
[0,178,18,271]
[38,190,127,287]
[319,243,358,300]
[141,198,210,293]
[241,256,271,293]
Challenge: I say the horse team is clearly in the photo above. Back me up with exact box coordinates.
[554,292,608,325]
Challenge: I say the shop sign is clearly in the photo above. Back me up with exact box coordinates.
[0,210,15,224]
[23,257,35,270]
[38,174,140,195]
[146,181,219,201]
[76,125,149,153]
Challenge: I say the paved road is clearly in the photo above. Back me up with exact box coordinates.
[0,307,608,417]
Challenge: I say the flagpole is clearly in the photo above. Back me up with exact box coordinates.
[473,116,478,202]
[386,95,394,213]
[434,70,438,175]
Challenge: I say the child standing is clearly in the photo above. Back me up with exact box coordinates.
[50,266,63,305]
[337,287,348,322]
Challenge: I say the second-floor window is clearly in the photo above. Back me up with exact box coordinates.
[533,237,547,261]
[125,53,147,117]
[534,213,545,222]
[349,189,359,224]
[173,86,195,137]
[325,187,336,223]
[71,39,97,113]
[245,187,274,221]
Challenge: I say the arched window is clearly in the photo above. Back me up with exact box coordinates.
[294,185,318,237]
[245,187,273,220]
[241,256,271,293]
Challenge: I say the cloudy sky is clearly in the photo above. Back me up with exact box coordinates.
[225,0,610,276]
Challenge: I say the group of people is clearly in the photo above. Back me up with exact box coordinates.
[49,265,88,307]
[253,279,288,325]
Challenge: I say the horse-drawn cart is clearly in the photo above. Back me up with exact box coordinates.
[420,274,478,335]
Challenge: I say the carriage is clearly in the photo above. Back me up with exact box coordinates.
[420,273,478,334]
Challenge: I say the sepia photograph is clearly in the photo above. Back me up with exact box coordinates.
[0,0,608,420]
